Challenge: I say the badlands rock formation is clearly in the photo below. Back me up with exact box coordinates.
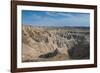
[22,25,90,62]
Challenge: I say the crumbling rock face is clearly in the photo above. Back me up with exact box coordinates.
[22,25,90,62]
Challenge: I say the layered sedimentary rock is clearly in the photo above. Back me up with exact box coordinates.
[22,25,90,62]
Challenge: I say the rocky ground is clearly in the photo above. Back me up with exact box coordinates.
[22,25,90,62]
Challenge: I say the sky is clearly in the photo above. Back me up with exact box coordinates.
[22,10,90,27]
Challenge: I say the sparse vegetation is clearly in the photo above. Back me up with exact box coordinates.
[22,25,90,62]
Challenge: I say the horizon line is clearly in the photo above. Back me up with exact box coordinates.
[22,24,90,27]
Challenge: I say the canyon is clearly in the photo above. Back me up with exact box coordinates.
[22,25,90,62]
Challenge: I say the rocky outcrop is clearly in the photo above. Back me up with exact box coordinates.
[39,49,59,58]
[22,25,90,62]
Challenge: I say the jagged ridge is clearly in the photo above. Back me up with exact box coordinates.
[22,25,90,62]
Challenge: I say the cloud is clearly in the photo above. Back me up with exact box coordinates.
[22,10,90,27]
[45,12,73,18]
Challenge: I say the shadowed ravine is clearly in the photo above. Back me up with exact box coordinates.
[22,25,90,62]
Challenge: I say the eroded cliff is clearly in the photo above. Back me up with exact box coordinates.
[22,25,90,62]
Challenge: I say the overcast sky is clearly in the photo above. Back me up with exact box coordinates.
[22,10,90,27]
